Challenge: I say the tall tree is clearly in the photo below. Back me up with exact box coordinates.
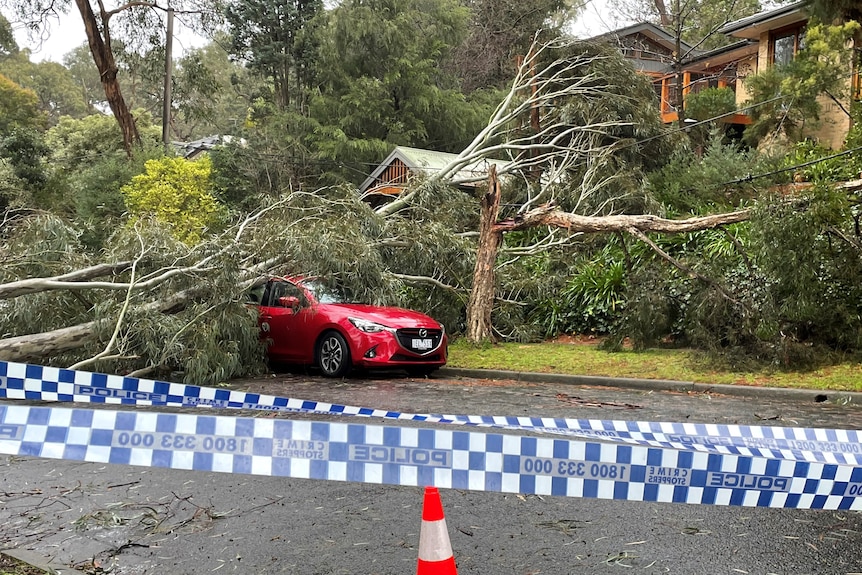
[0,56,92,123]
[1,0,222,155]
[170,37,266,139]
[450,0,581,91]
[310,0,493,178]
[378,39,687,342]
[225,0,322,113]
[0,13,17,57]
[0,74,47,134]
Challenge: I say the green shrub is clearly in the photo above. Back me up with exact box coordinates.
[122,155,226,245]
[684,87,736,122]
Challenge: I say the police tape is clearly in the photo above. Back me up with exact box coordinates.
[1,402,861,510]
[1,360,861,466]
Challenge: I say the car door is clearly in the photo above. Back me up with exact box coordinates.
[259,279,312,362]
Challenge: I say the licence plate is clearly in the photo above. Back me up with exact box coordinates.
[412,338,433,350]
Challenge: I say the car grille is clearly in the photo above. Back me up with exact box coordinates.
[395,328,443,355]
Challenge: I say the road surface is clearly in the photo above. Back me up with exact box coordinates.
[1,370,861,574]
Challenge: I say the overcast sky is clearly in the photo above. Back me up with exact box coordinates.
[6,8,207,63]
[6,1,622,64]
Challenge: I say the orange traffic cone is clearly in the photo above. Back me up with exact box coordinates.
[417,486,458,574]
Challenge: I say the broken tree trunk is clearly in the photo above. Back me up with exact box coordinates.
[465,164,504,343]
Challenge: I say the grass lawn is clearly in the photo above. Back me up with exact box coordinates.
[447,337,862,392]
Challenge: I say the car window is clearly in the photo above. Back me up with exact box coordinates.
[302,280,348,304]
[246,284,265,304]
[265,281,307,307]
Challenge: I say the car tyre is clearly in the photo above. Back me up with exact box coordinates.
[317,331,351,377]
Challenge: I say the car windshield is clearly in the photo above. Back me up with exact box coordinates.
[301,280,349,304]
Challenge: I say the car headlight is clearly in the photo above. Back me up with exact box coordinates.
[349,317,395,333]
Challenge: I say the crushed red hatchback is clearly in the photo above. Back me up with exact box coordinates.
[249,277,448,377]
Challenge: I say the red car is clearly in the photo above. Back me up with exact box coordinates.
[250,277,448,377]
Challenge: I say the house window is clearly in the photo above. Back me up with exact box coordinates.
[771,24,806,66]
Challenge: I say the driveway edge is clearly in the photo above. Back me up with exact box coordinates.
[437,367,862,405]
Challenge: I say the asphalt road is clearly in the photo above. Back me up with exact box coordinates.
[2,370,862,575]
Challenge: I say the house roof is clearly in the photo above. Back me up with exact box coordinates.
[720,1,807,39]
[587,22,700,57]
[681,39,759,71]
[358,146,510,194]
[174,135,245,159]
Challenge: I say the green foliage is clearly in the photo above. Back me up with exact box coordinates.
[513,41,670,216]
[308,0,490,175]
[63,45,107,111]
[806,0,862,22]
[449,0,577,91]
[210,110,329,208]
[743,20,861,147]
[526,242,628,337]
[612,265,689,351]
[41,111,164,246]
[46,112,160,170]
[782,139,862,183]
[684,87,736,122]
[225,0,323,113]
[0,73,46,134]
[749,183,862,364]
[122,156,226,245]
[0,13,17,57]
[0,157,25,208]
[646,128,767,213]
[0,53,92,123]
[170,37,266,140]
[0,129,49,197]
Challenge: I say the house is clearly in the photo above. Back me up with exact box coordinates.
[358,146,510,206]
[597,1,860,147]
[591,22,757,126]
[719,0,859,148]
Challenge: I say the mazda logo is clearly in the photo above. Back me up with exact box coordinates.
[418,329,427,338]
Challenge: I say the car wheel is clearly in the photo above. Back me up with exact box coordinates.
[317,331,351,377]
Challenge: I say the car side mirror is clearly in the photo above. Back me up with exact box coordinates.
[278,295,300,309]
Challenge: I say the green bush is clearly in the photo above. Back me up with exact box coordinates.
[526,242,628,337]
[122,155,226,245]
[646,128,765,213]
[684,87,736,122]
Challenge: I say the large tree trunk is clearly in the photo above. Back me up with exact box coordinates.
[0,287,201,362]
[74,0,141,156]
[494,205,751,234]
[465,165,503,343]
[0,322,98,363]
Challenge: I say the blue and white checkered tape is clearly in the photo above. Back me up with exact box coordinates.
[1,402,861,510]
[1,361,861,466]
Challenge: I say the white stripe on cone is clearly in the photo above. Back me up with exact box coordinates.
[418,516,454,562]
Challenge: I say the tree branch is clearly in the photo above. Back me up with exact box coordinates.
[389,273,462,294]
[626,227,744,308]
[0,262,133,299]
[494,204,751,234]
